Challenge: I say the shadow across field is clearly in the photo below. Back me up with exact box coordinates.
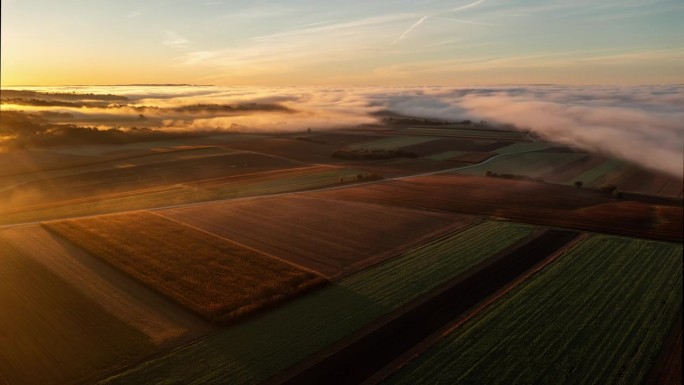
[263,229,580,385]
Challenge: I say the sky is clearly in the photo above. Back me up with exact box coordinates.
[1,0,684,86]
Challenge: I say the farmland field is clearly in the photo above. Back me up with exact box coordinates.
[1,149,295,205]
[318,174,683,241]
[99,221,535,385]
[385,235,683,385]
[348,136,436,150]
[492,142,553,154]
[455,151,586,178]
[44,212,325,323]
[402,138,509,156]
[158,195,477,277]
[402,127,529,141]
[1,225,211,345]
[0,165,364,225]
[0,236,154,385]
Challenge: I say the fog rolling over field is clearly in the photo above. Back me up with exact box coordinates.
[2,85,683,177]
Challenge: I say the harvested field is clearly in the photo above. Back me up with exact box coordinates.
[588,162,639,188]
[0,149,92,177]
[317,174,683,241]
[658,177,684,199]
[0,165,363,225]
[269,229,580,385]
[402,138,508,156]
[538,154,608,183]
[403,127,529,141]
[158,195,477,278]
[385,235,683,385]
[0,236,154,385]
[0,225,211,345]
[571,159,623,186]
[99,221,536,385]
[493,142,552,154]
[618,169,683,198]
[2,150,296,207]
[44,212,325,323]
[221,137,338,163]
[455,152,585,178]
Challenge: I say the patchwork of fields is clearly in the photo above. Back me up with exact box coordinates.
[1,126,681,385]
[1,225,212,345]
[44,212,325,323]
[0,165,366,225]
[319,174,683,242]
[158,195,477,277]
[0,236,155,385]
[99,221,536,384]
[385,235,683,385]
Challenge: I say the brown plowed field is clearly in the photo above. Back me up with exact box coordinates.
[619,169,683,198]
[44,212,326,323]
[158,195,477,278]
[0,225,212,345]
[539,155,607,183]
[659,177,684,199]
[317,174,682,242]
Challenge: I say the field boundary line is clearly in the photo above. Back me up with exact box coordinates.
[148,211,326,278]
[331,216,485,281]
[363,231,589,385]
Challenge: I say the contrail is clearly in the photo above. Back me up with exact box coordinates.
[450,0,487,13]
[391,16,429,46]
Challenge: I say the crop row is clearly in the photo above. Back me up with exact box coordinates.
[44,212,325,323]
[100,221,535,385]
[386,235,683,385]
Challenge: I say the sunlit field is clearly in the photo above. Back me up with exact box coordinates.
[2,0,682,383]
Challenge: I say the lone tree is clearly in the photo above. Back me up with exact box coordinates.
[574,181,583,188]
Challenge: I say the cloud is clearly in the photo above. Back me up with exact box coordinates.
[163,31,190,48]
[2,85,682,178]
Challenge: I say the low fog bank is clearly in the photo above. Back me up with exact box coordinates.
[1,85,682,177]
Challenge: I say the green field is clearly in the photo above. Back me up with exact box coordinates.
[0,237,154,385]
[570,159,624,186]
[385,235,683,385]
[349,136,436,150]
[0,166,364,225]
[403,127,529,141]
[493,142,553,154]
[455,152,585,178]
[100,221,535,385]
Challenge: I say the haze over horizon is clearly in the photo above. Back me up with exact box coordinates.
[2,0,683,86]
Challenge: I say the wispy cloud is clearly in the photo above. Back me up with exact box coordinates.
[163,31,190,48]
[126,11,141,18]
